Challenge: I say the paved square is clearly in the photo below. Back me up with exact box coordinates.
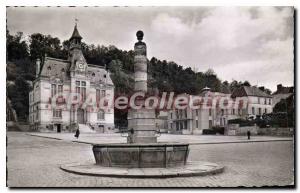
[7,132,294,187]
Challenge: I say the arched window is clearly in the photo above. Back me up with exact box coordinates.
[92,72,95,77]
[97,109,105,120]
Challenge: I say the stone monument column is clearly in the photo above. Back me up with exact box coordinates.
[127,31,157,143]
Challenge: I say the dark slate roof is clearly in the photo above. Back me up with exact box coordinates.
[220,84,231,94]
[87,65,113,86]
[70,25,82,40]
[231,86,272,98]
[40,57,70,80]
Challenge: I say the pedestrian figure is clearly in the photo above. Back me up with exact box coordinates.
[74,124,80,139]
[247,130,251,140]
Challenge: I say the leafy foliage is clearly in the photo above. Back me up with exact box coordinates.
[273,94,294,127]
[6,30,266,125]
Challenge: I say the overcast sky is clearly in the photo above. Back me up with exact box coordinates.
[7,6,294,91]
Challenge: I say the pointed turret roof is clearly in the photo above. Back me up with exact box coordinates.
[70,24,82,40]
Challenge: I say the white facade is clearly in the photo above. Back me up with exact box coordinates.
[29,25,114,132]
[167,87,273,135]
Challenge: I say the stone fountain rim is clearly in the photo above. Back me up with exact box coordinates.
[60,161,224,178]
[92,142,189,147]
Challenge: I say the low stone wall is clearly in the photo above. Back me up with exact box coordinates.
[226,124,257,136]
[258,127,294,136]
[226,124,294,136]
[182,129,192,135]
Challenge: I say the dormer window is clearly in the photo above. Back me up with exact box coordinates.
[61,68,65,73]
[47,66,51,76]
[92,73,95,77]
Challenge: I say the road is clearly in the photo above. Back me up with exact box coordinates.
[7,132,294,187]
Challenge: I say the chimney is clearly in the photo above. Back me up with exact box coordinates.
[277,84,283,92]
[36,58,41,78]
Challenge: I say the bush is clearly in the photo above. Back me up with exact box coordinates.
[212,126,225,134]
[228,118,255,127]
[202,129,216,135]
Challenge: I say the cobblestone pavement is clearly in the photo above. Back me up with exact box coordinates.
[27,132,293,145]
[7,132,294,187]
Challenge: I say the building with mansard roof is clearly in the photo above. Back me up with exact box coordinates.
[29,24,114,133]
[167,86,273,135]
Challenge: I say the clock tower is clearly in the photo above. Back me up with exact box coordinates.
[68,23,87,74]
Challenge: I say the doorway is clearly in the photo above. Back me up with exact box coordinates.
[56,124,61,133]
[77,108,85,124]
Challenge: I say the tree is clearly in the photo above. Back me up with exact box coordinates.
[29,33,65,61]
[6,31,29,61]
[273,94,294,127]
[7,76,31,121]
[243,81,251,86]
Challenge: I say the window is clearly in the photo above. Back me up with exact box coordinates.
[184,121,187,129]
[196,120,198,128]
[58,85,63,94]
[101,90,106,97]
[264,108,267,114]
[51,84,56,97]
[96,89,100,102]
[232,109,235,115]
[76,86,80,94]
[75,81,87,101]
[258,108,262,115]
[221,109,224,116]
[170,112,172,119]
[53,109,62,118]
[195,109,198,116]
[184,110,187,118]
[209,120,213,129]
[258,97,261,104]
[269,98,271,105]
[81,87,86,101]
[264,98,267,105]
[209,108,212,116]
[47,66,51,76]
[252,107,255,115]
[36,106,39,120]
[97,110,105,120]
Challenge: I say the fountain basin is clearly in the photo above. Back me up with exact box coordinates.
[92,143,189,168]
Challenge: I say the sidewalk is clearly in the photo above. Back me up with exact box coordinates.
[26,132,293,145]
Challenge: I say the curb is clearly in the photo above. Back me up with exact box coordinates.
[26,133,293,145]
[189,139,293,145]
[60,162,225,178]
[26,133,62,141]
